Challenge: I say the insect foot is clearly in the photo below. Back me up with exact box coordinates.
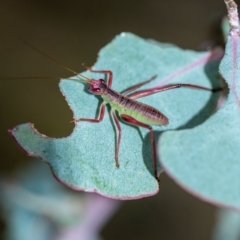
[69,119,77,124]
[156,177,161,186]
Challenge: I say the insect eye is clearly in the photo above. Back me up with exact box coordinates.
[93,88,100,93]
[99,79,105,83]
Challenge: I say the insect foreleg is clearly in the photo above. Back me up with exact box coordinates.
[120,114,159,183]
[84,66,113,88]
[72,104,106,123]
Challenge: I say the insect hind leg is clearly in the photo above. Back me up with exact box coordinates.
[120,114,160,184]
[121,75,157,95]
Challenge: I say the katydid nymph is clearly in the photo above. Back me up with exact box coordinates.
[4,41,221,183]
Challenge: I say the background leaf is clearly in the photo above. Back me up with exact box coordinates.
[212,209,240,240]
[9,33,221,199]
[0,160,119,240]
[159,33,240,210]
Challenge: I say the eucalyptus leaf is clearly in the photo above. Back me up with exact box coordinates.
[9,33,221,199]
[0,160,118,240]
[159,33,240,210]
[212,209,240,240]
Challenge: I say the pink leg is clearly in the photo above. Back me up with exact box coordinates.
[73,104,106,123]
[121,75,157,95]
[111,112,122,168]
[129,83,221,100]
[84,66,113,88]
[120,114,160,184]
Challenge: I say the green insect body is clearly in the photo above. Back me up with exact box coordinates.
[100,85,169,127]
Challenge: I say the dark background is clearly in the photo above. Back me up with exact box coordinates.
[0,0,230,239]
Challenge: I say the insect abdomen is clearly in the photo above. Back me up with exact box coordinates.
[138,104,168,126]
[116,99,168,126]
[129,102,168,126]
[102,88,169,126]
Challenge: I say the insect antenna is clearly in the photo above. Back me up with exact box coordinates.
[0,38,92,84]
[0,76,61,80]
[0,75,92,84]
[19,38,94,84]
[75,74,92,84]
[19,37,78,75]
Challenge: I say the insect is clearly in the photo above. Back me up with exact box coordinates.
[5,41,221,183]
[72,68,220,183]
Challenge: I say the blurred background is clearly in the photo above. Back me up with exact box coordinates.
[0,0,232,239]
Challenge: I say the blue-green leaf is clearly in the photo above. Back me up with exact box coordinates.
[0,160,119,240]
[10,33,221,199]
[212,209,240,240]
[159,33,240,210]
